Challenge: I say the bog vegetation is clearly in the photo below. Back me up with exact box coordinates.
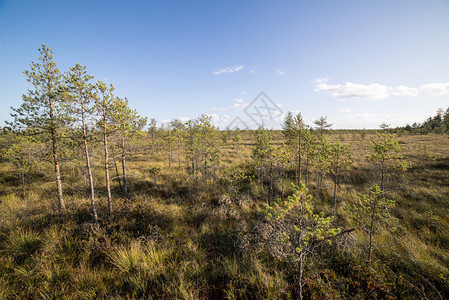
[1,45,448,299]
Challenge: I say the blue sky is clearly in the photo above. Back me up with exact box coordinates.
[1,0,449,129]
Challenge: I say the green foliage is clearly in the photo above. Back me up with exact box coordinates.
[264,185,340,251]
[7,45,68,134]
[367,132,409,191]
[185,114,220,179]
[223,163,253,200]
[313,115,333,134]
[349,184,397,262]
[263,184,340,298]
[252,125,273,161]
[328,141,353,212]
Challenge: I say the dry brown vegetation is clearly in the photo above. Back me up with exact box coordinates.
[1,128,448,299]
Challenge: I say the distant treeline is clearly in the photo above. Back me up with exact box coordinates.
[399,107,449,134]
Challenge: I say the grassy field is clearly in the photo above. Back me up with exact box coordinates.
[0,131,448,299]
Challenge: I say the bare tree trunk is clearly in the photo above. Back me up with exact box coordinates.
[380,164,385,196]
[268,161,273,205]
[333,173,338,215]
[316,171,323,198]
[168,147,172,169]
[297,254,304,300]
[49,105,65,210]
[368,216,374,263]
[81,102,98,222]
[102,111,112,216]
[281,168,285,200]
[21,171,26,199]
[121,137,128,197]
[297,133,301,185]
[305,156,309,187]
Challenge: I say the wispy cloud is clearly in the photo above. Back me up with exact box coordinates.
[210,106,229,112]
[334,113,418,129]
[276,69,286,76]
[234,103,248,109]
[315,78,449,99]
[209,113,230,128]
[233,98,243,103]
[338,108,351,113]
[213,65,244,75]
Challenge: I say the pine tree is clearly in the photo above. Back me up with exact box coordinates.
[313,115,332,135]
[252,126,273,192]
[111,97,147,197]
[8,45,67,209]
[302,129,317,187]
[349,184,397,263]
[263,185,341,299]
[282,112,306,185]
[367,132,409,194]
[95,81,116,216]
[328,141,353,215]
[66,63,98,222]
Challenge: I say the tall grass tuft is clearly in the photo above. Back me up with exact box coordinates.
[2,228,42,263]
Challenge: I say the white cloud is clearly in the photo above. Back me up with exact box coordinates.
[276,69,286,76]
[315,78,449,99]
[213,65,244,75]
[233,98,243,103]
[390,85,420,97]
[210,113,230,128]
[211,106,229,112]
[249,70,256,74]
[241,91,248,95]
[234,103,248,109]
[178,117,190,122]
[420,82,449,96]
[333,113,418,129]
[338,108,351,113]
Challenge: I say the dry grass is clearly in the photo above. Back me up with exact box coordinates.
[0,131,448,298]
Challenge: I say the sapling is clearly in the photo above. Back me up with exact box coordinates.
[349,184,397,263]
[263,184,341,300]
[367,132,409,194]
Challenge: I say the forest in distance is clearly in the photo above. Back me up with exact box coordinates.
[0,45,449,299]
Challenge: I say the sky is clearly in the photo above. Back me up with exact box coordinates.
[1,0,449,129]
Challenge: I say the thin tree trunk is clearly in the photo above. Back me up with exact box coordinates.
[368,216,374,263]
[268,161,273,205]
[297,133,301,185]
[102,110,112,216]
[168,147,172,169]
[380,164,385,196]
[49,107,65,210]
[121,137,128,197]
[333,173,338,215]
[317,171,323,197]
[81,102,98,222]
[111,146,123,191]
[281,168,285,200]
[21,171,26,199]
[305,156,309,187]
[297,254,304,300]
